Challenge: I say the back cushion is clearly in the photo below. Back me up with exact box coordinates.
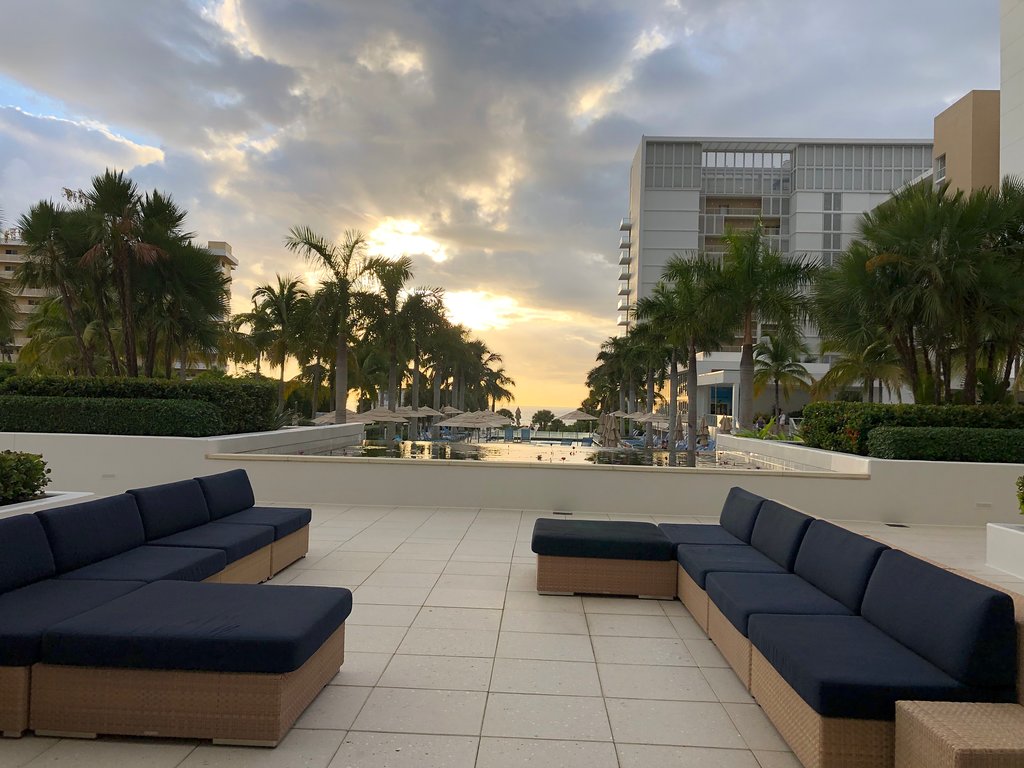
[127,479,211,540]
[37,494,146,572]
[0,515,56,592]
[196,470,255,520]
[719,487,765,543]
[862,550,1016,689]
[749,500,813,570]
[794,521,887,612]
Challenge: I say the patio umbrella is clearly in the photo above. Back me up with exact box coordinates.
[672,411,686,443]
[312,410,361,425]
[597,413,621,446]
[358,407,409,423]
[559,409,598,422]
[441,406,464,415]
[610,410,629,418]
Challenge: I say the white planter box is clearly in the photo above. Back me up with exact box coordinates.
[986,523,1024,580]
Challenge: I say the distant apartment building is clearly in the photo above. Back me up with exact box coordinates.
[933,90,1000,194]
[0,230,236,364]
[1002,0,1024,179]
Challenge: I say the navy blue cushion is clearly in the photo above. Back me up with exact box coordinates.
[659,524,746,547]
[720,487,766,542]
[36,494,146,573]
[0,578,144,665]
[748,614,1014,719]
[59,545,225,583]
[216,507,311,539]
[793,521,887,612]
[749,500,813,570]
[0,515,55,593]
[676,544,786,589]
[706,572,853,635]
[42,581,353,674]
[861,550,1017,689]
[532,519,674,561]
[195,470,255,520]
[127,479,210,540]
[151,522,274,563]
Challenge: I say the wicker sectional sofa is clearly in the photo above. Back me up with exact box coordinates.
[0,469,344,746]
[531,487,1022,768]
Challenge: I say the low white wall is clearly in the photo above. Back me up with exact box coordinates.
[717,435,871,474]
[0,491,94,520]
[0,424,363,497]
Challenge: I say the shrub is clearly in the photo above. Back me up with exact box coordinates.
[866,426,1024,463]
[801,402,1024,455]
[0,362,16,384]
[0,376,275,434]
[0,395,223,437]
[1017,476,1024,515]
[0,450,51,505]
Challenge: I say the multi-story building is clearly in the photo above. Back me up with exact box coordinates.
[934,90,1000,194]
[0,231,236,365]
[1002,0,1024,179]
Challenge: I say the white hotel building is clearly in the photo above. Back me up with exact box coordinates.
[616,136,933,417]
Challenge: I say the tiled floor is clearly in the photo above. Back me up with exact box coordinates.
[2,504,1018,768]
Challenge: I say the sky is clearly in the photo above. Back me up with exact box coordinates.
[0,0,1000,408]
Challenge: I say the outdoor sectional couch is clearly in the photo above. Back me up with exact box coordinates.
[531,487,1022,768]
[0,470,341,746]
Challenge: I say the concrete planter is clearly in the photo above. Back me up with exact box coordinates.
[0,491,93,519]
[986,523,1024,579]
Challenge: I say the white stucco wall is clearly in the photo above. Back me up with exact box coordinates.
[1002,0,1024,179]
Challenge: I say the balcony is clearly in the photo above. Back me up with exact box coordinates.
[618,236,631,249]
[617,313,629,326]
[616,299,629,312]
[617,283,630,296]
[618,252,631,266]
[617,269,630,281]
[619,217,632,231]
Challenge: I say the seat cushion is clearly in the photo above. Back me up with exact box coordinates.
[0,578,144,666]
[195,470,256,520]
[36,494,146,573]
[720,487,766,543]
[861,550,1017,689]
[0,515,55,593]
[659,524,746,547]
[793,520,887,612]
[531,519,674,561]
[748,614,1014,720]
[749,500,813,570]
[151,522,274,563]
[58,545,225,583]
[216,506,312,539]
[127,479,211,540]
[706,572,853,635]
[676,544,786,589]
[42,580,354,674]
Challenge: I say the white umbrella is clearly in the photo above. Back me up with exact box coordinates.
[312,410,361,425]
[559,409,598,422]
[358,407,409,423]
[610,410,630,418]
[397,405,444,417]
[441,405,464,415]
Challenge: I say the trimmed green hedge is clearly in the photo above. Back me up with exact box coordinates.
[801,402,1024,455]
[867,426,1024,463]
[0,376,276,434]
[0,450,51,505]
[0,395,223,437]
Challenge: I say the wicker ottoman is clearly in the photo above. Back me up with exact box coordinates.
[531,518,676,598]
[895,701,1024,768]
[31,580,352,746]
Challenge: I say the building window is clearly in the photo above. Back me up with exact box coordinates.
[935,154,946,183]
[4,249,15,255]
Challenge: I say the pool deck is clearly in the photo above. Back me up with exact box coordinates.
[2,504,1018,768]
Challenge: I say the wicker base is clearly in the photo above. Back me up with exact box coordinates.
[208,545,273,584]
[751,647,893,768]
[0,666,29,736]
[677,565,709,632]
[29,624,345,746]
[536,555,675,598]
[895,701,1024,768]
[272,527,309,575]
[708,601,751,689]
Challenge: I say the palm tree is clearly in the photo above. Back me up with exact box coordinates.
[361,256,415,412]
[0,280,16,357]
[251,275,309,411]
[812,338,904,403]
[629,322,668,448]
[753,334,813,419]
[713,221,817,428]
[82,170,166,376]
[400,288,446,436]
[285,227,369,423]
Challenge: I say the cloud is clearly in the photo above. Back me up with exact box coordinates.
[0,0,1002,406]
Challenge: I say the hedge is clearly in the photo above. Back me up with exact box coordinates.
[0,450,51,505]
[0,395,223,437]
[867,426,1024,463]
[801,402,1024,455]
[0,376,276,434]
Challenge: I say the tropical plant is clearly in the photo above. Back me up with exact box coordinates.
[251,275,309,411]
[753,334,813,419]
[532,409,555,430]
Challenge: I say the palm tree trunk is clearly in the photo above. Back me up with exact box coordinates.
[164,335,174,378]
[432,369,442,439]
[115,260,139,377]
[94,288,122,376]
[645,367,655,449]
[58,288,95,376]
[277,357,286,413]
[738,315,755,429]
[410,346,421,439]
[774,378,780,419]
[667,348,679,467]
[963,324,979,404]
[335,332,347,424]
[687,343,698,468]
[311,357,321,419]
[143,326,158,378]
[179,339,188,381]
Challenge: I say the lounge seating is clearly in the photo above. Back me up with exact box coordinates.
[531,518,675,598]
[530,486,1022,768]
[659,486,764,546]
[31,580,351,745]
